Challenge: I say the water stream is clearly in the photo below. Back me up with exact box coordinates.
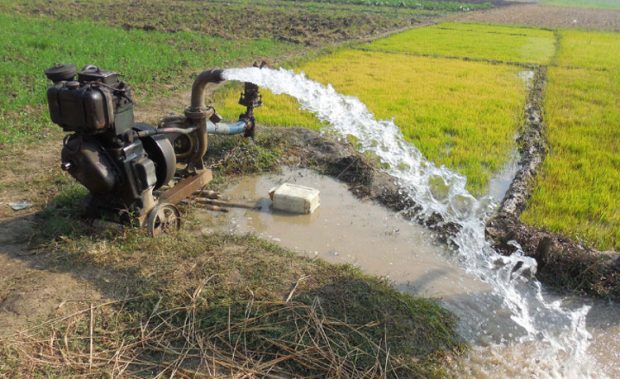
[222,67,609,378]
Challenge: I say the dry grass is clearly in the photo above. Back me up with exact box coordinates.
[0,185,463,377]
[3,298,432,378]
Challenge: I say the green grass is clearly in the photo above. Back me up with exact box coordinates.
[217,47,528,195]
[521,30,620,251]
[541,0,620,10]
[362,22,556,64]
[0,12,294,145]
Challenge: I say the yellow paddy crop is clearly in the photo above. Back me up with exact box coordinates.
[217,48,528,195]
[362,23,556,65]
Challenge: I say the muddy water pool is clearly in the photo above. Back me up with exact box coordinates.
[196,168,619,378]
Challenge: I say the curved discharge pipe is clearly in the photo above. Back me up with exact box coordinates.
[188,69,225,115]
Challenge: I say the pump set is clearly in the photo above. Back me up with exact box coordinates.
[44,63,262,235]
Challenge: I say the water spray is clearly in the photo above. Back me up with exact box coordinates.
[222,66,601,378]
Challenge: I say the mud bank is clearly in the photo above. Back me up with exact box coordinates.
[485,67,620,299]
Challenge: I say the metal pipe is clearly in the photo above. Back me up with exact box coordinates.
[188,69,225,116]
[207,120,247,135]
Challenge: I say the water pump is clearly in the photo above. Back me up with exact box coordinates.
[44,63,261,235]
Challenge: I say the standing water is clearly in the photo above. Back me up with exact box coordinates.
[222,67,604,378]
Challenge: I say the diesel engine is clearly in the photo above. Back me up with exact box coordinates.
[44,63,261,235]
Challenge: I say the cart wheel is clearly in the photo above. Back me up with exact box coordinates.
[146,203,181,237]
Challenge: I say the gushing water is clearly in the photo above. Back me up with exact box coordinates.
[223,67,601,378]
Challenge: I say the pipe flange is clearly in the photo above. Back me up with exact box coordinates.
[184,107,208,120]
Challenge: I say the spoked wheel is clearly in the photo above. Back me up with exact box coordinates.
[146,203,181,237]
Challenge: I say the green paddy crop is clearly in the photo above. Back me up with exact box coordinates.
[217,48,528,195]
[554,30,620,70]
[521,30,620,250]
[361,23,556,65]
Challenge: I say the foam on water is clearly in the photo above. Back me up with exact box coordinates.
[223,67,602,378]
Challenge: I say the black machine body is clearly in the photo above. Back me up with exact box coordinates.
[44,63,263,234]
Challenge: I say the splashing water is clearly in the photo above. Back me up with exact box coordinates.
[223,67,601,378]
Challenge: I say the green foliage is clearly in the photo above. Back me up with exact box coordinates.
[0,13,294,145]
[207,133,286,176]
[363,22,556,64]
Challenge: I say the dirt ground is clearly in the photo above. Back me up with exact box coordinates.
[451,3,620,31]
[4,0,425,46]
[0,215,105,337]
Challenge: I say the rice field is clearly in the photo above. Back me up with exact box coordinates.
[361,23,556,64]
[555,30,620,69]
[216,23,619,249]
[217,23,533,195]
[521,30,620,250]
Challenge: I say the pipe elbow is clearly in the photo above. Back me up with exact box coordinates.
[188,69,225,117]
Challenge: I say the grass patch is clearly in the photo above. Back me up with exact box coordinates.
[361,22,556,64]
[521,67,620,250]
[0,190,464,377]
[0,12,295,145]
[554,30,620,70]
[217,49,528,195]
[541,0,620,10]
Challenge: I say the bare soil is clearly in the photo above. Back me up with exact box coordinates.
[0,216,105,337]
[452,4,620,31]
[5,0,426,46]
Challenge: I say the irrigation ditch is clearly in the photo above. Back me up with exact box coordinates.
[485,66,620,300]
